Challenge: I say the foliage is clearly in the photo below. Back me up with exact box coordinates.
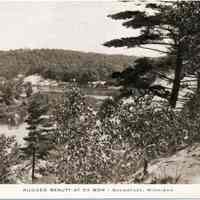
[49,83,101,183]
[96,94,200,182]
[0,76,24,105]
[98,98,119,120]
[104,1,200,107]
[0,135,19,183]
[51,83,86,145]
[2,82,200,183]
[110,57,171,101]
[0,49,135,83]
[113,98,191,160]
[43,81,200,183]
[0,77,27,126]
[180,94,200,145]
[20,92,52,182]
[49,83,138,183]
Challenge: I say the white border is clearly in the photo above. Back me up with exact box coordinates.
[0,1,199,199]
[0,184,200,199]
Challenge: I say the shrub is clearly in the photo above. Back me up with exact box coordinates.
[46,85,200,183]
[0,135,19,183]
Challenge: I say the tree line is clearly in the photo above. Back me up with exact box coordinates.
[0,49,135,83]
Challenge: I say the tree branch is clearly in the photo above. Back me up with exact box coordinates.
[157,26,173,32]
[149,42,174,46]
[154,71,174,82]
[139,46,169,54]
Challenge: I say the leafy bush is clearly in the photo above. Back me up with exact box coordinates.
[42,85,200,183]
[48,83,99,183]
[0,135,19,183]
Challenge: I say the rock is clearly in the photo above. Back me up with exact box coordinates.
[129,143,200,184]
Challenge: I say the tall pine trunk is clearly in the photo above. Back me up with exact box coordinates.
[196,71,200,95]
[31,147,36,183]
[169,49,183,108]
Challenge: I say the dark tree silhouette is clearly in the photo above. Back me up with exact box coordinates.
[111,57,170,100]
[20,93,51,182]
[104,1,200,107]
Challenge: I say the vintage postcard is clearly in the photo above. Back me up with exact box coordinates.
[0,0,200,199]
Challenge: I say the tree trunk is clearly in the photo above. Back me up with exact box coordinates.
[143,158,148,175]
[31,147,36,183]
[196,71,200,95]
[169,50,183,108]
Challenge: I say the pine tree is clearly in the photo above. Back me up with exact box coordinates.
[20,93,51,182]
[104,1,200,108]
[111,57,171,101]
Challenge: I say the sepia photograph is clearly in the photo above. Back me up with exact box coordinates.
[1,0,200,189]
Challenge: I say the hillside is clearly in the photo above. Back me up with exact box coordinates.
[0,49,136,82]
[129,143,200,184]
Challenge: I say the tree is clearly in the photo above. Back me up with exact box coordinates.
[104,1,200,108]
[110,57,171,101]
[0,77,24,105]
[20,93,51,182]
[97,93,200,183]
[50,83,101,183]
[98,98,119,120]
[52,84,86,145]
[0,79,15,105]
[24,82,33,98]
[0,135,19,183]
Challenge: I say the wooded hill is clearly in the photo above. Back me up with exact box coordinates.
[0,49,136,82]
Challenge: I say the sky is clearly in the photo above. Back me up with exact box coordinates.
[0,1,165,57]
